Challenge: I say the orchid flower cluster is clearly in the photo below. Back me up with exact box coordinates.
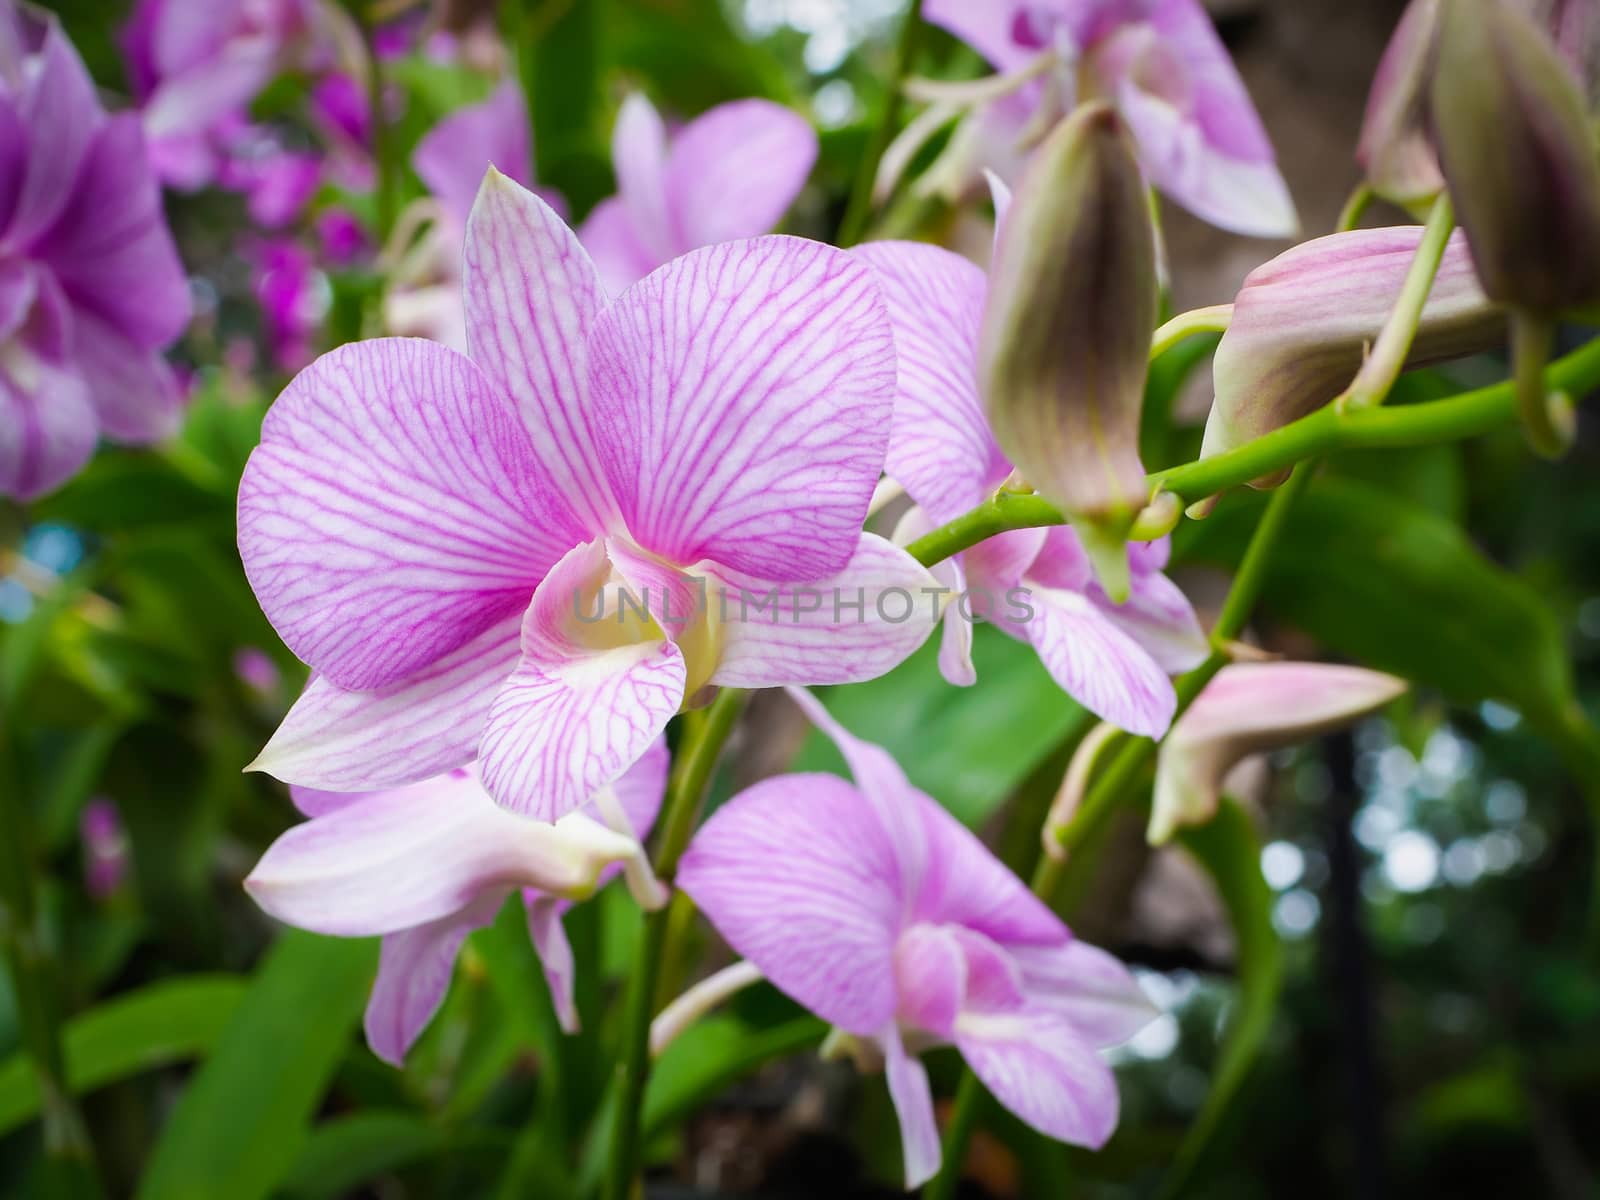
[10,0,1600,1193]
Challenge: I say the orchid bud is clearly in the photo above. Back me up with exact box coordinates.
[1201,227,1504,463]
[979,101,1157,601]
[1360,0,1600,212]
[1149,663,1407,845]
[1430,0,1600,315]
[1357,0,1446,209]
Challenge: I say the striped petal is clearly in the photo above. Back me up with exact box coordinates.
[883,1028,943,1189]
[1008,940,1157,1049]
[462,171,616,532]
[478,541,686,820]
[249,614,522,791]
[526,895,579,1033]
[955,1008,1121,1149]
[586,236,895,582]
[366,899,499,1067]
[243,764,640,938]
[1097,568,1208,675]
[851,240,1008,525]
[710,532,940,688]
[1016,585,1177,738]
[677,771,903,1036]
[791,689,1066,950]
[1100,3,1297,238]
[239,338,582,691]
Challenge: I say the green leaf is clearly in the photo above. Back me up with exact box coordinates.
[136,932,376,1200]
[29,453,229,533]
[517,0,608,216]
[610,0,794,113]
[0,976,246,1137]
[280,1112,508,1200]
[1178,475,1585,744]
[37,721,128,853]
[1163,798,1284,1197]
[795,626,1086,826]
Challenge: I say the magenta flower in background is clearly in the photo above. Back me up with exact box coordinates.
[308,70,376,193]
[923,0,1297,238]
[853,241,1206,737]
[0,2,191,501]
[233,646,282,698]
[244,236,327,372]
[578,93,819,296]
[216,125,323,229]
[80,798,130,901]
[239,171,937,819]
[679,690,1155,1188]
[122,0,342,189]
[314,206,369,266]
[246,746,667,1064]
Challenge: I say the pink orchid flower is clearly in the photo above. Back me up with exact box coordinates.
[578,93,819,296]
[246,744,667,1065]
[0,2,191,500]
[678,690,1155,1189]
[215,124,323,229]
[923,0,1297,238]
[853,240,1207,737]
[239,170,938,818]
[244,236,327,373]
[122,0,345,189]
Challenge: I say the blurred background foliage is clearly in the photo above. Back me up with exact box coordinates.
[3,0,1600,1196]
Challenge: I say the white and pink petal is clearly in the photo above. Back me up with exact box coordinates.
[239,337,581,691]
[477,540,685,821]
[586,237,896,583]
[462,172,616,532]
[248,614,522,792]
[710,533,940,689]
[677,771,905,1036]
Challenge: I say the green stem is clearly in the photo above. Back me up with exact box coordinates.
[903,335,1600,568]
[837,0,925,247]
[0,724,100,1196]
[924,1072,986,1200]
[1337,182,1376,234]
[361,19,396,247]
[1339,192,1456,411]
[1511,310,1568,456]
[1149,304,1233,359]
[1047,463,1312,874]
[600,688,747,1200]
[1211,462,1314,641]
